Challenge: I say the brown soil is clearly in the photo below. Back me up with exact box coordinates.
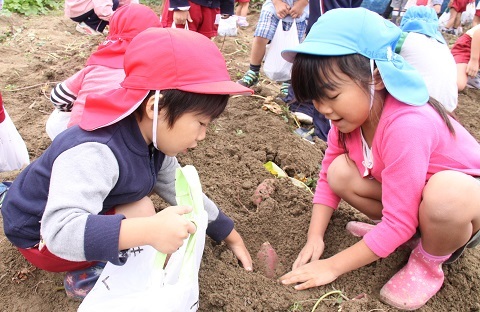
[1,8,479,312]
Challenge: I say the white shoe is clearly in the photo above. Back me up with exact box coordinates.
[292,112,313,124]
[75,22,102,36]
[237,17,249,27]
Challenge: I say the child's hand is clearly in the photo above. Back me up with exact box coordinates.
[292,236,325,270]
[148,205,197,254]
[223,229,253,271]
[289,0,308,19]
[173,10,193,25]
[466,59,479,78]
[279,258,339,290]
[273,0,291,19]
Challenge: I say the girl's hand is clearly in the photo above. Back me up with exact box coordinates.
[280,258,339,290]
[224,229,253,271]
[292,236,325,270]
[148,205,197,254]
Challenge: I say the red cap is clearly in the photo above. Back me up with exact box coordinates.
[0,92,5,123]
[80,28,253,131]
[85,3,162,68]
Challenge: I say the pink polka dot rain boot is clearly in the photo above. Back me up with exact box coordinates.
[379,242,451,310]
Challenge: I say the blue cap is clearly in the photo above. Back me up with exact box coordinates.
[400,6,446,44]
[282,8,429,106]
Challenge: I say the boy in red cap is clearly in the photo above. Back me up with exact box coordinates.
[47,3,161,140]
[2,27,253,299]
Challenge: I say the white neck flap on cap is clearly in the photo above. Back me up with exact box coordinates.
[152,90,160,150]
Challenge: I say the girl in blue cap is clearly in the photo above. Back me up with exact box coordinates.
[279,8,480,310]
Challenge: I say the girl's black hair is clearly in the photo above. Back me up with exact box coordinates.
[291,53,456,153]
[135,90,229,128]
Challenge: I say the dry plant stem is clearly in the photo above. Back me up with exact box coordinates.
[236,187,251,213]
[331,286,350,301]
[4,81,60,92]
[231,94,268,100]
[34,280,54,293]
[311,290,343,312]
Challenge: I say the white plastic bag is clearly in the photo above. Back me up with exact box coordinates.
[45,109,71,141]
[216,14,238,36]
[0,109,29,172]
[438,10,450,28]
[461,2,476,25]
[263,20,299,82]
[78,165,208,312]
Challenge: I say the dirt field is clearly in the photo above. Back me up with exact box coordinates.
[0,6,479,312]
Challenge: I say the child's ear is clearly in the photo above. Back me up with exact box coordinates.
[145,94,163,119]
[373,68,385,90]
[145,96,156,120]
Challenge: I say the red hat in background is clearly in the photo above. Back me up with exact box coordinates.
[0,92,5,123]
[80,27,253,131]
[86,3,162,68]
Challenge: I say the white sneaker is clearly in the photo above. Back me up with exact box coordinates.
[75,22,102,36]
[292,112,313,124]
[237,17,249,27]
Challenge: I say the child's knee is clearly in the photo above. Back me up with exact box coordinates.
[327,155,357,191]
[115,196,155,218]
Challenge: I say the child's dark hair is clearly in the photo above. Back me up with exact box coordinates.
[291,53,455,152]
[135,90,229,128]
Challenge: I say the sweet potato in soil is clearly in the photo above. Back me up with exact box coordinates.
[257,241,280,279]
[1,9,480,312]
[251,178,276,206]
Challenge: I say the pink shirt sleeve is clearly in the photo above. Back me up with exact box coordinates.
[93,0,115,21]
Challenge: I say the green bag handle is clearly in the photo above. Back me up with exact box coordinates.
[153,165,205,279]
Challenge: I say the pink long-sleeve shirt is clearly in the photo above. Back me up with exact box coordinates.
[313,95,480,258]
[64,0,132,20]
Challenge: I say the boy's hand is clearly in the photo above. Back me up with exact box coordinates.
[149,205,196,254]
[173,10,193,25]
[224,229,253,271]
[289,0,308,19]
[292,236,325,270]
[273,0,291,19]
[280,258,339,290]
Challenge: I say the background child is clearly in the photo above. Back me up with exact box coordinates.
[0,91,29,172]
[237,0,309,89]
[160,0,234,39]
[279,8,480,310]
[451,24,480,90]
[474,0,480,25]
[64,0,136,35]
[47,3,161,140]
[284,0,363,142]
[397,6,458,112]
[403,0,445,14]
[2,27,253,299]
[442,0,473,35]
[235,0,250,27]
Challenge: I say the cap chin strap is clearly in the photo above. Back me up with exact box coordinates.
[152,90,160,150]
[369,59,375,110]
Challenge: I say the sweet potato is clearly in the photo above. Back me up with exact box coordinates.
[251,178,276,206]
[256,241,279,279]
